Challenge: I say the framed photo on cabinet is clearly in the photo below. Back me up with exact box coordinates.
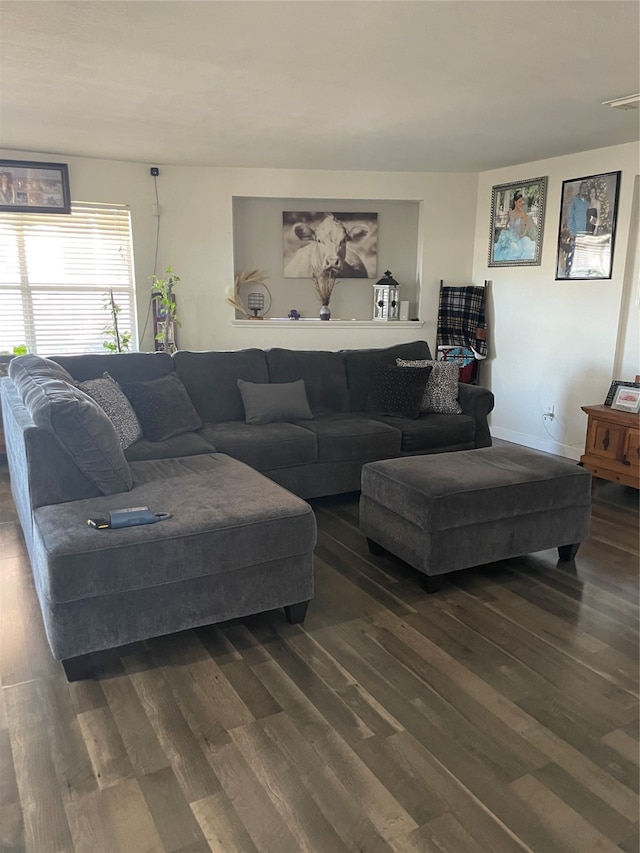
[555,171,621,280]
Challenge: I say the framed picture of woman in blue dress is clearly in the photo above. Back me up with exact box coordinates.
[488,176,547,267]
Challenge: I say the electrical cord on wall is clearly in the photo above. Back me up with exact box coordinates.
[139,172,162,346]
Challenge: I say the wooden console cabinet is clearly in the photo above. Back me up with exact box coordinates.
[580,404,640,488]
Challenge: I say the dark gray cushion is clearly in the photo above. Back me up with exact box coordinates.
[124,431,217,462]
[396,358,463,415]
[296,414,401,463]
[173,349,269,422]
[237,379,313,425]
[50,351,174,383]
[265,348,350,415]
[77,373,143,449]
[198,421,317,471]
[365,364,432,419]
[369,413,475,453]
[341,340,432,413]
[120,373,202,441]
[8,354,132,495]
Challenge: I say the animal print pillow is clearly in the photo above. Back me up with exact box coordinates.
[396,358,463,415]
[77,373,143,449]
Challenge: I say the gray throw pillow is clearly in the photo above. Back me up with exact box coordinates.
[365,364,432,419]
[119,372,202,441]
[396,357,463,414]
[237,379,313,425]
[8,354,133,495]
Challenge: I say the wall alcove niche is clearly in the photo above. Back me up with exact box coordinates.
[232,197,421,322]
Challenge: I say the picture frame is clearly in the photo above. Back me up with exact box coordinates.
[488,176,547,267]
[555,171,621,280]
[0,159,71,214]
[283,211,378,278]
[611,384,640,414]
[604,379,640,406]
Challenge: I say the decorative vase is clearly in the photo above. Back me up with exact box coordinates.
[319,304,331,321]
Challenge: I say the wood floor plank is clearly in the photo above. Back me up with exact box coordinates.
[252,659,419,843]
[230,720,349,851]
[206,737,303,852]
[76,707,135,791]
[64,777,165,853]
[121,653,223,804]
[191,790,259,853]
[390,811,493,853]
[99,671,171,777]
[262,709,396,852]
[509,773,622,852]
[137,765,210,853]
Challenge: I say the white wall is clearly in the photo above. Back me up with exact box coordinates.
[0,149,478,354]
[472,142,640,460]
[233,197,420,321]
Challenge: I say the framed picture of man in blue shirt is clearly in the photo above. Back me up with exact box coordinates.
[556,171,621,280]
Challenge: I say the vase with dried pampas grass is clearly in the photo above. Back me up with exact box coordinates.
[226,270,269,318]
[311,267,340,320]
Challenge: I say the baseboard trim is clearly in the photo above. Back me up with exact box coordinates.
[490,427,582,461]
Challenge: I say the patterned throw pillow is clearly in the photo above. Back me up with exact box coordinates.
[396,358,463,415]
[365,364,432,419]
[77,373,143,449]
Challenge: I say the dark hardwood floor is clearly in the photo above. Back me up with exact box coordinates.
[0,464,638,852]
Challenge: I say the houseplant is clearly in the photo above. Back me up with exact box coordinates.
[151,267,181,353]
[102,290,132,353]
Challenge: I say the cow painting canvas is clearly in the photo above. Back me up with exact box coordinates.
[283,212,377,278]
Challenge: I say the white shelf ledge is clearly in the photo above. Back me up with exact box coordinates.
[231,319,425,328]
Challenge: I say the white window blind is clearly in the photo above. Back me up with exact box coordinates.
[0,202,137,355]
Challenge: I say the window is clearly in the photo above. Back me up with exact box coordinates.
[0,202,137,355]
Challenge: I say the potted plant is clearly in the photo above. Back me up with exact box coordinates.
[151,267,181,353]
[102,290,132,353]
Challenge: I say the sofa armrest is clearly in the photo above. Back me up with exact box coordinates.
[457,383,494,448]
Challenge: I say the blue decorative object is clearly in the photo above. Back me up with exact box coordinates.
[288,309,300,320]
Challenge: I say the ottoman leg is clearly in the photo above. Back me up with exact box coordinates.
[367,537,385,556]
[285,601,309,624]
[558,543,581,562]
[421,574,441,594]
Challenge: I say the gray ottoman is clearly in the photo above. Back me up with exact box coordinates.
[360,445,591,592]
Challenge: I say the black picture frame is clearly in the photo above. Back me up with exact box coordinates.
[555,171,621,280]
[487,176,547,267]
[604,379,640,407]
[0,159,71,214]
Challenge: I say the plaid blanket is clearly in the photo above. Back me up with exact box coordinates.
[437,285,488,359]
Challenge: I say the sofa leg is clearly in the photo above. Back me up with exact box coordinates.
[558,543,580,561]
[421,574,441,594]
[61,654,94,682]
[285,601,309,624]
[367,537,385,556]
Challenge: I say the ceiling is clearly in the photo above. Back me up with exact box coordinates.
[1,0,639,172]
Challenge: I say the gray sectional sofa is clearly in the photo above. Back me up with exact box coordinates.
[1,339,494,678]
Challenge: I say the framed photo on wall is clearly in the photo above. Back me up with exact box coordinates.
[0,159,71,214]
[555,171,621,280]
[488,176,547,267]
